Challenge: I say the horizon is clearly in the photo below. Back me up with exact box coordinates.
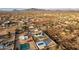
[0,8,79,11]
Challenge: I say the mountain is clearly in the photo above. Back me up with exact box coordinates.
[0,8,79,12]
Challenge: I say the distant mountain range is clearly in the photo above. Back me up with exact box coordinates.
[0,8,79,12]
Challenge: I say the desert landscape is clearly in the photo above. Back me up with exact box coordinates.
[0,8,79,50]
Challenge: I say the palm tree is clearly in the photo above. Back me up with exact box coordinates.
[14,29,19,50]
